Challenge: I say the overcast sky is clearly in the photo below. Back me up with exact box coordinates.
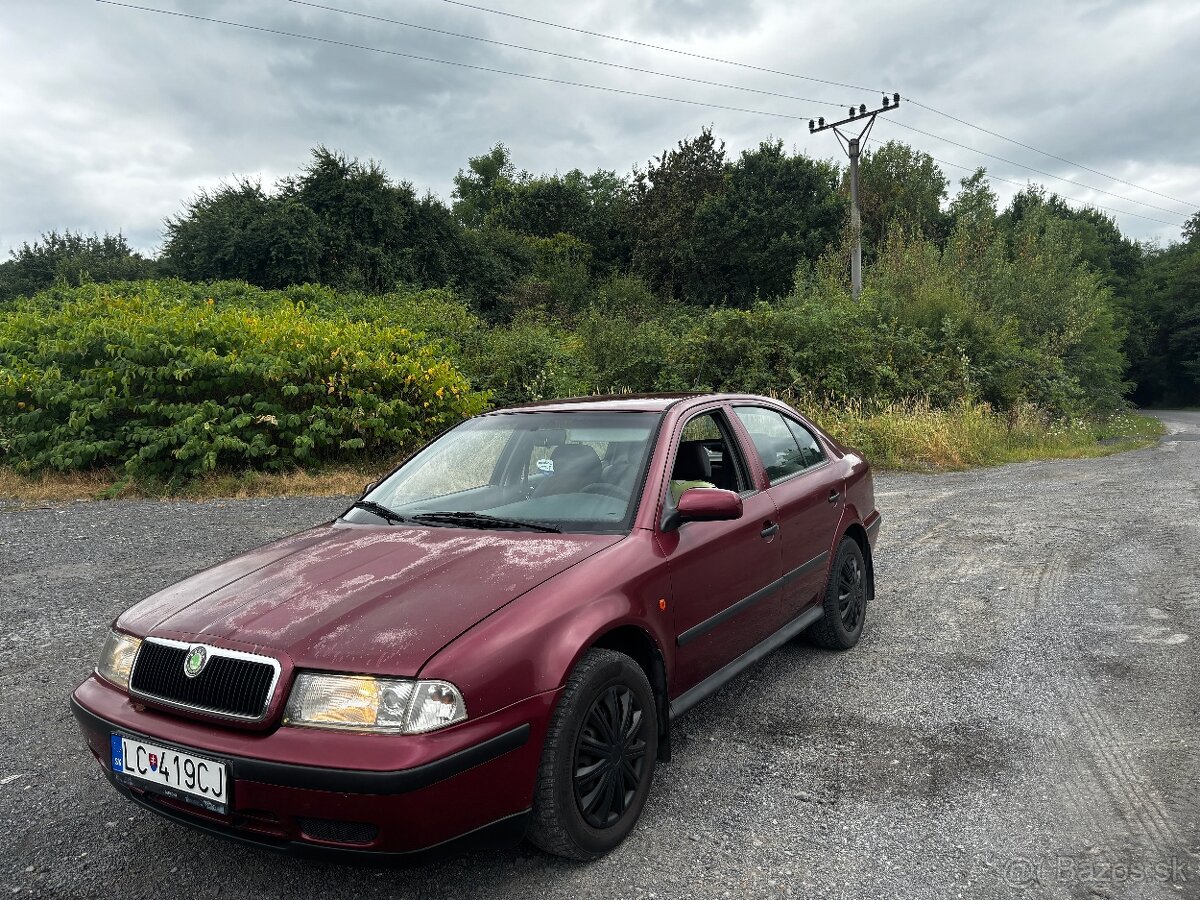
[2,0,1198,257]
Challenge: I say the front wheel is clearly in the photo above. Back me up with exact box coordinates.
[528,649,658,859]
[809,537,871,649]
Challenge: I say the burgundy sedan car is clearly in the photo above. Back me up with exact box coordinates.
[72,393,880,860]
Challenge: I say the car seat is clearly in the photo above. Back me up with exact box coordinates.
[532,444,603,497]
[670,442,716,502]
[600,442,637,489]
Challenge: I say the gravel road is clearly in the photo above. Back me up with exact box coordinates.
[3,412,1199,899]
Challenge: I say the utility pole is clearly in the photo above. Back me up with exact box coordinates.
[810,93,901,300]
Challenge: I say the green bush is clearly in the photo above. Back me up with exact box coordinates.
[460,313,593,407]
[658,294,970,404]
[855,215,1129,417]
[0,231,157,304]
[276,283,484,351]
[574,306,673,394]
[0,281,486,477]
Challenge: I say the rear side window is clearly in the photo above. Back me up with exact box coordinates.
[733,406,805,483]
[733,406,825,484]
[785,418,826,468]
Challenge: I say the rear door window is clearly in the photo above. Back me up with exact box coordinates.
[785,418,826,469]
[732,406,806,484]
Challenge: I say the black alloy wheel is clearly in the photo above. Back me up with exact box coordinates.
[572,685,649,829]
[809,536,871,650]
[528,649,659,859]
[837,552,866,633]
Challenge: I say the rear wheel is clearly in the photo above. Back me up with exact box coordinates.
[528,649,658,859]
[809,537,870,649]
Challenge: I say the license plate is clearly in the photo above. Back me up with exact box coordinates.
[110,734,228,814]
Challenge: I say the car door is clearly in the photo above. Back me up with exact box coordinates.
[655,407,784,695]
[730,405,844,622]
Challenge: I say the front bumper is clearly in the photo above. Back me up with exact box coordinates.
[72,676,554,858]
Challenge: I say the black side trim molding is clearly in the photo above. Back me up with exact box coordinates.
[675,550,829,648]
[669,603,825,719]
[71,698,530,795]
[866,514,882,539]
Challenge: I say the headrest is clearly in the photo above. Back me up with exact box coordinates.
[605,441,638,465]
[673,441,712,482]
[550,443,602,480]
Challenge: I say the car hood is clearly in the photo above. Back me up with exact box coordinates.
[117,523,622,676]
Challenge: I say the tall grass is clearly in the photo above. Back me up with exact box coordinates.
[796,396,1162,470]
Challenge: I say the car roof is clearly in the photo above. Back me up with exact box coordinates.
[486,393,782,414]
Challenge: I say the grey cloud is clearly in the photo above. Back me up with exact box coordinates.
[631,0,767,38]
[2,0,1197,258]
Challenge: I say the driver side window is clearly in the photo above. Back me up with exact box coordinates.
[670,411,746,503]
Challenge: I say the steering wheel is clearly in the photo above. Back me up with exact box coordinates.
[580,482,630,500]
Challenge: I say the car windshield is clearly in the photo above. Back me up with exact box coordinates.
[344,411,662,534]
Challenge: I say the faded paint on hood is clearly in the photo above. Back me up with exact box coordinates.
[116,523,622,675]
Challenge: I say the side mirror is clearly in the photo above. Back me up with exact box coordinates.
[361,481,377,497]
[675,488,743,524]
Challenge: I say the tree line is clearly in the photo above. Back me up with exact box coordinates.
[2,133,1196,407]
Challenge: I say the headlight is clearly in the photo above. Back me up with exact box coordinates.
[283,673,467,734]
[96,630,142,690]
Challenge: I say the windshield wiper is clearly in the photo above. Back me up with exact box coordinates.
[349,499,408,525]
[409,511,562,534]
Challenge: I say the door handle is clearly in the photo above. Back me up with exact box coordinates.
[760,521,780,539]
[828,490,840,504]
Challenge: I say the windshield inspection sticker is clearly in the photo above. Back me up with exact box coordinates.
[537,458,554,473]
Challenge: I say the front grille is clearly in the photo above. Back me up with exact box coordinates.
[130,639,278,720]
[297,817,379,845]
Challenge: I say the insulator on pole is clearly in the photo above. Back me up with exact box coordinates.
[810,89,901,302]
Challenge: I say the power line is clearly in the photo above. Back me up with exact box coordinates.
[438,0,883,98]
[905,99,1197,209]
[878,119,1190,218]
[929,155,1185,228]
[92,0,1190,233]
[863,134,1180,228]
[94,1,820,123]
[314,0,1194,220]
[285,0,848,111]
[441,0,1197,213]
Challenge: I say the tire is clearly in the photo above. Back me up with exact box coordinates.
[528,649,658,860]
[809,536,871,650]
